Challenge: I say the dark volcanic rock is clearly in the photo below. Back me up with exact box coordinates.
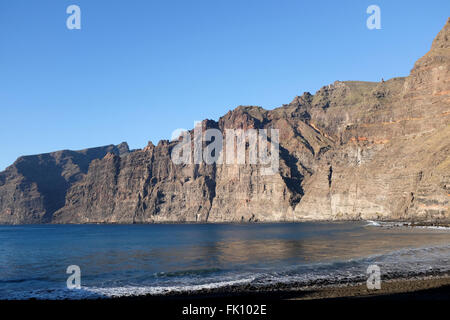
[0,143,129,224]
[1,19,449,224]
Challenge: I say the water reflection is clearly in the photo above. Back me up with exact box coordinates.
[1,223,450,295]
[49,223,450,276]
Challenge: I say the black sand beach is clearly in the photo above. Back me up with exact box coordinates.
[2,274,449,319]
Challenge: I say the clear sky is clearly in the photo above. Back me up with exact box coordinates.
[0,0,449,170]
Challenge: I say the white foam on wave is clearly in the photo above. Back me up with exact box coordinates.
[255,243,450,287]
[86,277,256,298]
[4,243,450,299]
[365,220,381,227]
[416,225,450,230]
[365,220,450,230]
[2,276,258,300]
[85,243,450,298]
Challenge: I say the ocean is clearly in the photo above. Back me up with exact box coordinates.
[0,222,449,299]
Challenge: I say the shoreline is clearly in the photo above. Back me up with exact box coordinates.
[2,219,450,227]
[2,222,449,303]
[3,277,449,318]
[93,272,450,302]
[290,274,450,301]
[3,272,450,302]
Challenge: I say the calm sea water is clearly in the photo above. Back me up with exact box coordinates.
[1,222,450,299]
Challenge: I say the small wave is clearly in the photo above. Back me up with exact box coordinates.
[365,220,381,227]
[4,243,450,300]
[154,268,222,278]
[68,244,450,298]
[1,276,257,300]
[365,220,450,230]
[416,225,450,230]
[85,277,256,298]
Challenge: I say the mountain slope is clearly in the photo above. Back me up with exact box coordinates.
[1,19,449,224]
[0,143,129,223]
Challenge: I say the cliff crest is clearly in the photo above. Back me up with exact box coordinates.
[1,19,449,224]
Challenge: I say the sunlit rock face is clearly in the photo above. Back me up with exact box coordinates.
[294,19,450,222]
[1,19,449,224]
[0,143,130,224]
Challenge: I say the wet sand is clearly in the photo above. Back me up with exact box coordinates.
[2,275,449,319]
[290,274,450,301]
[96,273,450,302]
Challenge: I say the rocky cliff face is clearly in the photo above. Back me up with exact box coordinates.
[1,19,449,224]
[0,143,129,224]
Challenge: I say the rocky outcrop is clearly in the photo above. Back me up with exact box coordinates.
[1,19,449,224]
[0,143,129,224]
[293,19,450,222]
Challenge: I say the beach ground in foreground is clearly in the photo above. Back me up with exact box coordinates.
[289,275,450,301]
[102,273,450,302]
[2,275,450,318]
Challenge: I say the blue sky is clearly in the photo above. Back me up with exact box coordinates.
[0,0,449,170]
